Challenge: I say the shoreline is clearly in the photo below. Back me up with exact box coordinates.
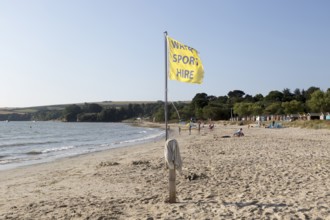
[0,121,169,174]
[0,121,165,171]
[1,124,330,219]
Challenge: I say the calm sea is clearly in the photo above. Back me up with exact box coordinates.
[0,121,164,170]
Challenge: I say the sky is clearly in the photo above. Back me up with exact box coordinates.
[0,0,329,107]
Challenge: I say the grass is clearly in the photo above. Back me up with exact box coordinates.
[0,110,13,115]
[226,119,330,130]
[284,120,330,129]
[13,108,39,113]
[0,101,168,115]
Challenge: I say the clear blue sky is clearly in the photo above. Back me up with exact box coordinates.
[1,0,329,107]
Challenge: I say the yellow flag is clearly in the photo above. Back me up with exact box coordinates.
[167,36,204,84]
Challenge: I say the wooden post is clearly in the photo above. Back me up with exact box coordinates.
[169,164,176,203]
[165,139,181,204]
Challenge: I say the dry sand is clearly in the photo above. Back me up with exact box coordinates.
[1,123,330,219]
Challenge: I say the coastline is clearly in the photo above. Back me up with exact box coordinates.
[1,123,330,219]
[0,121,165,171]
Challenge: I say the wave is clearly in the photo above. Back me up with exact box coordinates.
[117,131,165,145]
[0,159,11,165]
[0,141,60,149]
[25,146,75,155]
[26,151,43,155]
[42,146,75,153]
[0,157,28,165]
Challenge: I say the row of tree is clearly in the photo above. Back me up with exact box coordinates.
[62,102,164,122]
[186,87,330,121]
[2,86,329,122]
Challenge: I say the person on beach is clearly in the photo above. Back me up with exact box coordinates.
[233,128,244,137]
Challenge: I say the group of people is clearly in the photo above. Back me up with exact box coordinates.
[178,122,245,138]
[178,120,216,135]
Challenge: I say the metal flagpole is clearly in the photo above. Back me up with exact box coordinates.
[164,31,168,141]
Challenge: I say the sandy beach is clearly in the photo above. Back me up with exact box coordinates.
[1,123,330,219]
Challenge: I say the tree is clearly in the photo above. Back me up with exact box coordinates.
[63,105,82,122]
[307,90,327,112]
[293,88,305,102]
[203,105,230,120]
[282,100,304,114]
[215,96,228,104]
[31,110,62,121]
[253,94,264,102]
[207,95,217,102]
[325,90,330,112]
[282,88,294,102]
[250,103,264,115]
[233,102,253,117]
[228,90,245,99]
[195,108,204,120]
[264,102,283,115]
[127,104,134,118]
[132,104,143,117]
[227,90,245,104]
[4,113,31,121]
[191,93,209,109]
[97,107,125,122]
[154,107,165,122]
[83,103,103,113]
[190,93,209,118]
[77,113,98,122]
[305,86,320,100]
[265,90,283,102]
[244,94,254,102]
[177,104,193,121]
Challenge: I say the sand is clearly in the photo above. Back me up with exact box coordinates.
[1,123,330,219]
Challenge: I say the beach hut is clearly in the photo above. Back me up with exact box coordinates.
[307,113,320,120]
[326,113,330,120]
[276,115,281,121]
[256,116,265,122]
[320,112,325,120]
[288,114,299,121]
[299,113,307,120]
[246,116,254,121]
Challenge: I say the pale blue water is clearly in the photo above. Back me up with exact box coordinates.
[0,121,164,170]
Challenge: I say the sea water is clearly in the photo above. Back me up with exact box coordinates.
[0,121,164,170]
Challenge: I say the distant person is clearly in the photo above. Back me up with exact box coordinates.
[209,123,214,130]
[189,123,192,135]
[233,128,244,137]
[179,126,181,135]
